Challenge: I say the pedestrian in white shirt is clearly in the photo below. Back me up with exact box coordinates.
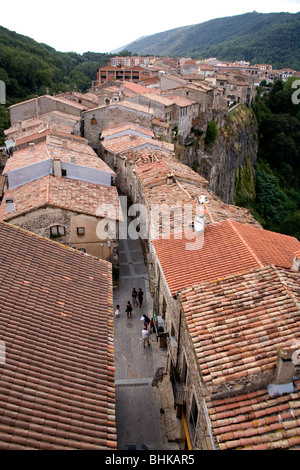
[142,327,150,347]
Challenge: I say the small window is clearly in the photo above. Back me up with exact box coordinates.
[61,169,67,177]
[189,395,199,440]
[91,117,97,125]
[78,248,86,253]
[77,227,85,236]
[50,225,65,238]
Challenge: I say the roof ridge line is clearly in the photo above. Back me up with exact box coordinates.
[175,179,192,199]
[227,219,264,268]
[0,220,112,265]
[273,265,300,314]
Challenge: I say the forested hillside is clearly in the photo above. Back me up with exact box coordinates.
[250,78,300,239]
[0,21,299,239]
[125,12,300,69]
[0,25,112,144]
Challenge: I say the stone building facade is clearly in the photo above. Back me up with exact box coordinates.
[0,176,121,264]
[83,102,154,152]
[8,95,85,126]
[5,205,116,260]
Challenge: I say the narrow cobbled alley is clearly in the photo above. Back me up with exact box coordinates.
[113,236,181,450]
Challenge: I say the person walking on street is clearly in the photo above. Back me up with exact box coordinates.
[142,326,150,347]
[141,314,150,329]
[150,317,155,333]
[138,288,144,308]
[132,288,138,306]
[115,305,120,318]
[125,301,133,318]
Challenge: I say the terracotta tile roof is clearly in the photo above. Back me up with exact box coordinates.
[121,82,158,95]
[5,117,75,142]
[152,118,171,129]
[0,221,116,449]
[113,100,154,115]
[163,94,197,107]
[101,122,154,140]
[179,182,261,227]
[180,265,300,390]
[152,219,300,295]
[132,161,261,242]
[102,134,174,155]
[232,222,299,268]
[4,139,115,175]
[14,128,87,149]
[208,379,300,450]
[136,159,207,187]
[58,91,99,106]
[138,93,175,107]
[0,176,122,221]
[121,147,175,168]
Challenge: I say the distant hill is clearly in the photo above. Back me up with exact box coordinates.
[0,25,112,105]
[0,25,113,143]
[124,12,300,70]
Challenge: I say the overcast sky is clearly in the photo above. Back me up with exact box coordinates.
[0,0,299,54]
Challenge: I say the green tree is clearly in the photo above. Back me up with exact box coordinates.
[205,120,218,147]
[253,168,292,230]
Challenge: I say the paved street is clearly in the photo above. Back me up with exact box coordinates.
[113,237,180,450]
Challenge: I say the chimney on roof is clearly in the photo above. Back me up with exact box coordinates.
[167,172,175,185]
[29,143,35,151]
[5,198,15,213]
[292,252,300,272]
[273,348,295,385]
[53,158,62,178]
[63,140,68,149]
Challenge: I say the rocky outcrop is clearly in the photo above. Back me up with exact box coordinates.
[178,105,258,205]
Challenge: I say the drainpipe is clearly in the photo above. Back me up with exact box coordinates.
[201,397,218,450]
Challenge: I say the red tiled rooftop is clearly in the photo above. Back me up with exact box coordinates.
[101,122,154,140]
[152,219,300,295]
[121,147,175,168]
[179,182,260,227]
[121,82,158,95]
[4,139,115,175]
[180,265,300,390]
[233,222,300,268]
[136,159,207,187]
[0,221,116,449]
[208,379,300,450]
[102,134,174,155]
[0,176,122,221]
